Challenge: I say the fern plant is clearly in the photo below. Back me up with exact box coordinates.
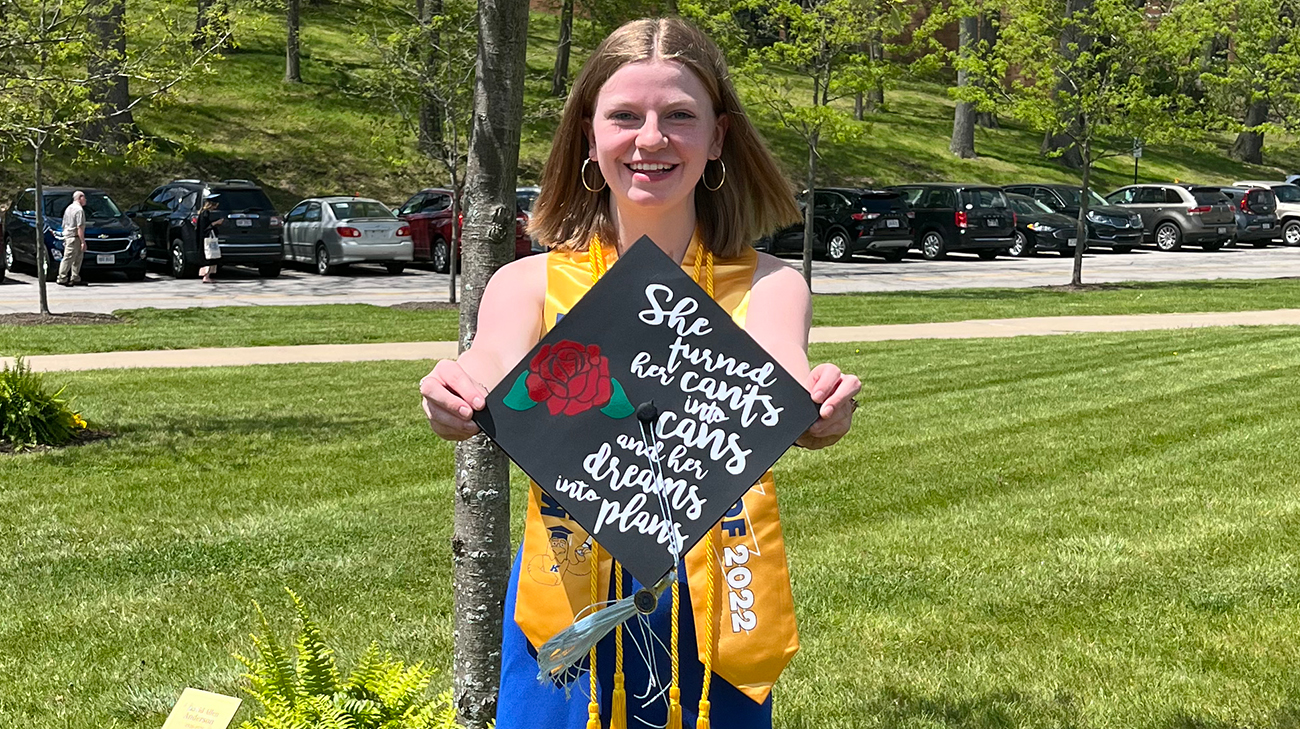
[0,357,87,451]
[235,589,463,729]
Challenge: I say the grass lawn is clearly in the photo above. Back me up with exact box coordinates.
[0,304,459,356]
[7,278,1300,355]
[5,327,1300,728]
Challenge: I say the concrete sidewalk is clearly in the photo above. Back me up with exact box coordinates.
[6,308,1300,372]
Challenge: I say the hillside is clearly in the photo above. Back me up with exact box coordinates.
[3,3,1298,212]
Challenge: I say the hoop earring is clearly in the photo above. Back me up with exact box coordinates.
[581,159,607,192]
[703,159,726,192]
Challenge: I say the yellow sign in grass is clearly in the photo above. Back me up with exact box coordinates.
[161,688,242,729]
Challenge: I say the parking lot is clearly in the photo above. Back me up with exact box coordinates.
[6,245,1300,315]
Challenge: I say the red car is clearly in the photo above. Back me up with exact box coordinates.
[395,188,532,273]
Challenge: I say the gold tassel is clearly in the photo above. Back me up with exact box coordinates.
[611,562,627,729]
[587,542,602,729]
[697,527,718,729]
[611,672,627,729]
[668,575,683,729]
[667,686,683,729]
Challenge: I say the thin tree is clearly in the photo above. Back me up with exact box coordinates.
[964,0,1212,286]
[362,0,475,303]
[418,0,445,156]
[974,8,998,128]
[452,0,529,724]
[285,0,302,83]
[551,0,574,96]
[727,0,875,286]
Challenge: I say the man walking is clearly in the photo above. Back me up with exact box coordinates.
[56,190,87,287]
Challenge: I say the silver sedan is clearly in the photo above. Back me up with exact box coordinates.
[283,196,414,275]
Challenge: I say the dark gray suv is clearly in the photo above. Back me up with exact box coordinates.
[1103,184,1235,251]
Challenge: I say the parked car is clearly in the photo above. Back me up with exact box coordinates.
[282,197,413,275]
[517,186,542,253]
[1103,184,1234,251]
[1197,186,1278,247]
[1004,193,1080,256]
[1233,181,1300,245]
[128,179,284,278]
[3,187,146,280]
[887,183,1015,260]
[763,188,913,262]
[1002,183,1142,253]
[395,188,532,273]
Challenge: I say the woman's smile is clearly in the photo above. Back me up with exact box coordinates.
[626,160,680,183]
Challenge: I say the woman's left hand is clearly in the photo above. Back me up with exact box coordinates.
[796,363,860,450]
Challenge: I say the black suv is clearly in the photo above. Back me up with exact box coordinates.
[1002,183,1143,253]
[888,183,1016,260]
[127,179,284,278]
[764,188,913,262]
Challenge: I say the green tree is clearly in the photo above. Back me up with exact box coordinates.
[963,0,1212,286]
[1195,0,1300,164]
[0,0,223,314]
[361,0,476,301]
[707,0,876,286]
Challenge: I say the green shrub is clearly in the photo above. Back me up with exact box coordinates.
[235,589,462,729]
[0,357,87,451]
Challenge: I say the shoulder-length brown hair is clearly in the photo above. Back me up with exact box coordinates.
[528,17,800,259]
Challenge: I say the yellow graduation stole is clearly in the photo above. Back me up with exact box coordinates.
[512,234,801,720]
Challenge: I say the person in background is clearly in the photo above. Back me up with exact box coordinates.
[56,190,87,287]
[197,193,224,283]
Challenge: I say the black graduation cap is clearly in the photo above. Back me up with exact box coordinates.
[475,236,819,588]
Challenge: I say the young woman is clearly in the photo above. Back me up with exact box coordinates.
[420,18,861,728]
[197,194,223,283]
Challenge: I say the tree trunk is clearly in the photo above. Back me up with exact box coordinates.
[195,0,231,50]
[854,91,864,121]
[551,0,573,97]
[33,142,50,316]
[285,0,302,83]
[975,11,998,128]
[1042,0,1090,168]
[802,130,818,288]
[86,0,132,152]
[419,0,445,158]
[1230,98,1269,164]
[867,32,885,112]
[1073,139,1091,287]
[453,0,529,722]
[950,15,977,159]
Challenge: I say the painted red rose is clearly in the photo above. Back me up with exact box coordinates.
[525,340,613,416]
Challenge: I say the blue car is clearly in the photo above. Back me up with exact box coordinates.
[3,187,147,280]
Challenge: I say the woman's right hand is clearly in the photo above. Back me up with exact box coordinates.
[420,359,488,441]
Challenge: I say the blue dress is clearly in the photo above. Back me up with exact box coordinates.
[496,549,773,729]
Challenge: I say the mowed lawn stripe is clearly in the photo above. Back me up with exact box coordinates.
[3,331,1300,728]
[777,331,1300,728]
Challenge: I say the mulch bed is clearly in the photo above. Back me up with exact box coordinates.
[0,312,123,326]
[0,429,114,455]
[390,301,459,312]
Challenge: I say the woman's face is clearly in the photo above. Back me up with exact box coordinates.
[586,59,727,215]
